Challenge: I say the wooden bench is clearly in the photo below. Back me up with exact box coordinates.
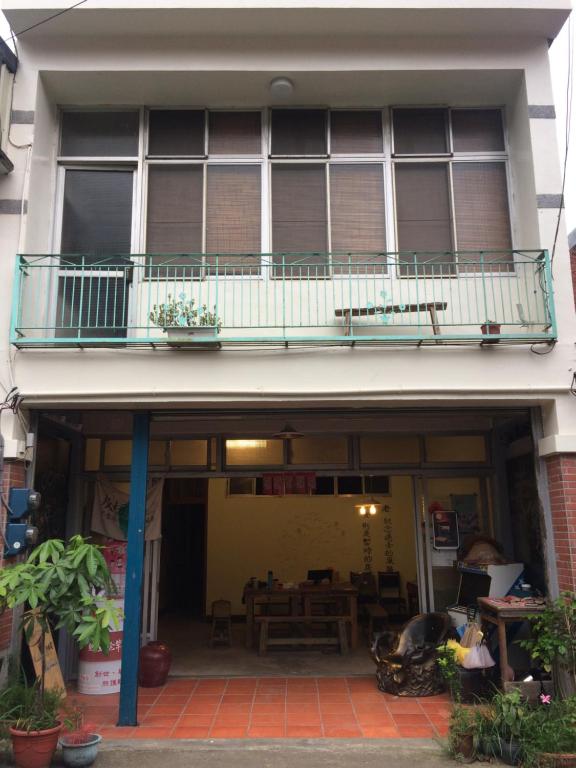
[335,301,448,336]
[365,604,389,640]
[255,616,349,656]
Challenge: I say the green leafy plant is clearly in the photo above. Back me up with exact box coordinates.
[521,696,576,767]
[447,704,478,759]
[437,644,462,701]
[0,679,65,735]
[519,592,576,696]
[0,536,122,730]
[149,293,221,330]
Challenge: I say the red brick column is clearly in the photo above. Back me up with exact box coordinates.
[0,460,26,651]
[545,454,576,592]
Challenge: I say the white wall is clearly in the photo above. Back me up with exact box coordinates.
[0,13,574,454]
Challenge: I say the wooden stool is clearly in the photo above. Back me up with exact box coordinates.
[210,599,232,647]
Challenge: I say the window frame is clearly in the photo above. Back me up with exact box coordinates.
[54,105,514,286]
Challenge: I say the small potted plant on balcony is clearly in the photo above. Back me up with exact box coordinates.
[481,319,501,342]
[0,536,122,768]
[149,293,222,347]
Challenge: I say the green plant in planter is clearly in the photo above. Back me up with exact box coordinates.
[447,704,478,760]
[149,293,221,330]
[0,536,122,732]
[521,696,576,768]
[482,689,528,765]
[437,644,462,701]
[0,679,65,736]
[519,592,576,697]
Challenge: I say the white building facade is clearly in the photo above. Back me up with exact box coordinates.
[0,0,574,723]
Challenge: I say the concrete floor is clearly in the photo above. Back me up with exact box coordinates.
[159,616,376,677]
[45,739,459,768]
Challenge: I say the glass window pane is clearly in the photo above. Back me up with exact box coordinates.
[149,440,167,465]
[425,436,486,462]
[146,165,203,259]
[337,476,363,495]
[148,110,205,156]
[330,164,386,273]
[313,476,335,495]
[228,477,255,495]
[61,169,133,257]
[61,111,139,157]
[289,437,348,465]
[225,439,284,466]
[209,111,262,154]
[84,438,101,471]
[393,108,448,154]
[330,111,383,154]
[272,164,328,274]
[206,165,261,273]
[452,109,505,153]
[360,436,420,464]
[395,163,453,272]
[271,109,327,155]
[104,440,132,466]
[364,475,390,494]
[170,440,208,465]
[453,162,512,271]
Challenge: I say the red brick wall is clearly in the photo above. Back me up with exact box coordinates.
[0,460,26,651]
[545,454,576,592]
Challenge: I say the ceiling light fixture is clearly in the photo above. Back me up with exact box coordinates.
[273,423,303,439]
[269,77,294,99]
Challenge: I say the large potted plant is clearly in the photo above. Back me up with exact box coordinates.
[149,293,222,347]
[0,536,122,768]
[519,592,576,698]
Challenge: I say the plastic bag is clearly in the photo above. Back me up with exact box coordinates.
[461,643,496,669]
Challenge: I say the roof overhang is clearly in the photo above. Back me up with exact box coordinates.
[2,2,572,41]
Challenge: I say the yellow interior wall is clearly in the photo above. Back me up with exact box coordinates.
[206,476,417,614]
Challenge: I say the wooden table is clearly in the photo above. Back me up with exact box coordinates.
[477,597,547,683]
[244,584,358,650]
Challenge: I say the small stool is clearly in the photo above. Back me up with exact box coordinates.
[366,604,389,641]
[210,599,232,647]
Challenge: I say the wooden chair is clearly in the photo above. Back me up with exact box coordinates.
[377,571,406,617]
[210,599,232,647]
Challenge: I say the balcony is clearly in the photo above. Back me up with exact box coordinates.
[10,251,556,349]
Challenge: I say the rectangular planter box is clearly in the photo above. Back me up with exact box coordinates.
[163,326,221,349]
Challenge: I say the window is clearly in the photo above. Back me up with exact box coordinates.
[392,107,511,273]
[61,111,139,157]
[270,109,387,275]
[145,110,262,276]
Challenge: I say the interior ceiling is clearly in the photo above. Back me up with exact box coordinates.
[41,407,531,438]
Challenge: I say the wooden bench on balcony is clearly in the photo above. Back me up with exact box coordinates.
[335,301,448,336]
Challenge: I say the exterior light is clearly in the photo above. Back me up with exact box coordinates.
[269,77,294,98]
[273,423,303,439]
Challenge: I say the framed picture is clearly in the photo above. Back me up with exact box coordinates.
[432,510,459,550]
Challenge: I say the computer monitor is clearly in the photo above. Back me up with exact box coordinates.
[456,570,491,608]
[307,569,333,584]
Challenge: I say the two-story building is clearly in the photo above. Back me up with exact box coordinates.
[0,0,574,731]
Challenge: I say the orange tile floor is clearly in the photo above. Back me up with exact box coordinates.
[70,677,451,740]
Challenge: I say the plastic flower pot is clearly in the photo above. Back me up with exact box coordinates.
[163,326,220,348]
[481,322,501,342]
[10,722,63,768]
[59,733,102,768]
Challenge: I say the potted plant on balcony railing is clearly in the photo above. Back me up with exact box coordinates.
[149,293,222,346]
[481,319,501,342]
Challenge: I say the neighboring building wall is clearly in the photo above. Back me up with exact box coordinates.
[0,459,25,659]
[570,228,576,309]
[545,454,576,592]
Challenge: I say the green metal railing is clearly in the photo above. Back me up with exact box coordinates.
[10,250,556,347]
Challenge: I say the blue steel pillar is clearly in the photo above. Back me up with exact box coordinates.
[118,412,150,726]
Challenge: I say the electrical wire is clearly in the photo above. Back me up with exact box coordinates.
[551,15,574,265]
[2,1,90,46]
